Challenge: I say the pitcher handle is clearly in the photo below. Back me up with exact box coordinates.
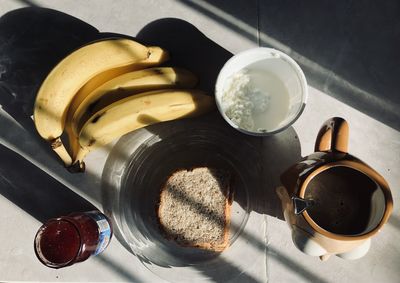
[314,117,349,153]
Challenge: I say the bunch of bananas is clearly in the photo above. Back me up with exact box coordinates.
[33,38,214,172]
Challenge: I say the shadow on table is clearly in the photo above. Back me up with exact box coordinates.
[15,0,40,7]
[178,0,400,131]
[0,144,95,222]
[0,7,98,123]
[136,17,232,95]
[388,215,400,230]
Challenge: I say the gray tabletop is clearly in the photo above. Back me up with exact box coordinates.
[1,1,399,282]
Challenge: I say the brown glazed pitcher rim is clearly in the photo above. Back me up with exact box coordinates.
[299,160,393,241]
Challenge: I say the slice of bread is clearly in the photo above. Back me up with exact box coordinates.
[157,167,232,252]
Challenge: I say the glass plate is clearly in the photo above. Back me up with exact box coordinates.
[102,116,266,283]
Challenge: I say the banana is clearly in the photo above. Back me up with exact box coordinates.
[33,38,168,165]
[68,67,198,137]
[72,89,215,170]
[65,67,198,166]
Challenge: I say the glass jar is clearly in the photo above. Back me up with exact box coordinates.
[34,211,112,268]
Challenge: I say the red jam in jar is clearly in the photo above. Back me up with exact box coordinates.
[34,211,112,268]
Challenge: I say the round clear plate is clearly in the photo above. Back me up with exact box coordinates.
[102,116,266,283]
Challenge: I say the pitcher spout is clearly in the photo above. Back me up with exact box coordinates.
[292,197,315,215]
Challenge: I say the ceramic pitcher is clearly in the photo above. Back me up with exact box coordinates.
[277,117,393,260]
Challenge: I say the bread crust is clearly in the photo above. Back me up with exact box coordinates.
[157,167,233,252]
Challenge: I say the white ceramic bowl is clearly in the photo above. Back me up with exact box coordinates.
[215,47,308,136]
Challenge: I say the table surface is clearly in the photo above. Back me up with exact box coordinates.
[1,1,399,282]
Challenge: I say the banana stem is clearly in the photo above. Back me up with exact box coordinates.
[69,147,90,173]
[51,137,73,166]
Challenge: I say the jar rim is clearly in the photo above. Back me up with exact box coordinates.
[34,218,82,268]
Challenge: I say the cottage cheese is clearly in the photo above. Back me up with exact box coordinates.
[221,69,270,131]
